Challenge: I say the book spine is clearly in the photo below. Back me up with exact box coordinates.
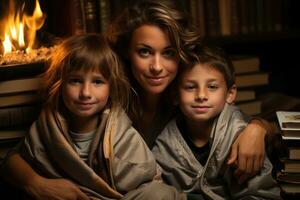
[97,0,111,33]
[84,0,99,33]
[0,62,45,81]
[0,104,41,128]
[204,0,220,37]
[72,0,86,34]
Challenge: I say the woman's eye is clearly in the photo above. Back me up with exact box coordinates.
[163,49,176,57]
[138,48,151,57]
[94,79,104,85]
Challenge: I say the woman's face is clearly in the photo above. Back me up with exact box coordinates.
[129,24,180,95]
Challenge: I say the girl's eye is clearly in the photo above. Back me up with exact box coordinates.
[138,48,151,57]
[163,49,176,57]
[69,78,81,84]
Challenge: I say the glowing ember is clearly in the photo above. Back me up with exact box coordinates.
[0,46,57,65]
[0,0,50,65]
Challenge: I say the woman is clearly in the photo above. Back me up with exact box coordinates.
[0,0,270,199]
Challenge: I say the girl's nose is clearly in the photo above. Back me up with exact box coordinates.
[80,83,91,99]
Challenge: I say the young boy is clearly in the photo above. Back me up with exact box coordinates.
[152,46,281,200]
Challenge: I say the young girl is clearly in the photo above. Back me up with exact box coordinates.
[152,46,281,199]
[1,34,185,200]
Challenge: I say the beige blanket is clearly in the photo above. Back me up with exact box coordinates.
[21,107,125,199]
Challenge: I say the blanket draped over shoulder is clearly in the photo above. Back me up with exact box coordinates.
[21,107,157,199]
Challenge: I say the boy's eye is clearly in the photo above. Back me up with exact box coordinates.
[183,84,196,91]
[208,84,218,90]
[138,48,151,57]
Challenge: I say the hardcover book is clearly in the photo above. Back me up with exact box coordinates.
[231,55,260,74]
[0,62,45,81]
[276,111,300,129]
[0,76,43,95]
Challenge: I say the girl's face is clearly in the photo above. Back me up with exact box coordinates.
[62,69,110,123]
[178,64,236,122]
[129,24,180,95]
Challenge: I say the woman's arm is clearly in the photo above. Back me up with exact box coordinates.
[0,153,90,200]
[227,118,272,184]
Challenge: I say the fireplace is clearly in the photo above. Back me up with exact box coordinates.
[0,0,58,66]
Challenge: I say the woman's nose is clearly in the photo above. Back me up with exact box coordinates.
[150,55,163,74]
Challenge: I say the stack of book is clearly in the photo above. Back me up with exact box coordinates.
[0,63,44,161]
[232,55,269,116]
[276,111,300,198]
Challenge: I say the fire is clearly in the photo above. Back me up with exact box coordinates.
[1,0,46,55]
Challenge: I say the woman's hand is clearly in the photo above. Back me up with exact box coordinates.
[227,119,267,184]
[25,177,90,200]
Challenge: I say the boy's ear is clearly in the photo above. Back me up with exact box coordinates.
[226,84,237,104]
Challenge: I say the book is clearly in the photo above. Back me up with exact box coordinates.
[218,0,231,36]
[280,183,300,196]
[276,111,300,139]
[235,73,269,88]
[281,159,300,173]
[289,147,300,160]
[0,62,45,81]
[0,128,27,141]
[0,104,41,128]
[0,76,43,95]
[0,92,41,108]
[236,90,255,102]
[231,55,260,74]
[237,100,261,116]
[97,0,111,33]
[230,0,240,35]
[276,111,300,129]
[204,0,220,36]
[71,0,86,34]
[277,171,300,184]
[84,0,99,33]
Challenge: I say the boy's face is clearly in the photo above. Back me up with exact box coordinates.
[178,63,236,122]
[62,69,110,124]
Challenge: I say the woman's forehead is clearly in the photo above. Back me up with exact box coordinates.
[131,24,172,47]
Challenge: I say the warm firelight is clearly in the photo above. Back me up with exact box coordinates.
[0,0,46,55]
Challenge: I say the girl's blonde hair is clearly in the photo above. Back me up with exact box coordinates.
[42,33,130,113]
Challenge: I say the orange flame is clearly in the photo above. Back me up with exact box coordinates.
[1,0,45,55]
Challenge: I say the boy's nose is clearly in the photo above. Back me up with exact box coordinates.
[195,88,208,101]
